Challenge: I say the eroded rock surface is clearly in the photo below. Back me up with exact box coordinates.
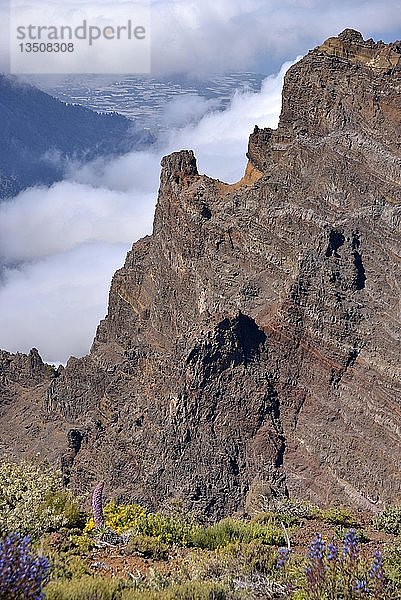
[1,30,401,517]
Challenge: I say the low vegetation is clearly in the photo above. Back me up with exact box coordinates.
[0,459,81,539]
[1,459,401,599]
[373,505,401,535]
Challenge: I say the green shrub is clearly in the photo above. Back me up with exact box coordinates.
[135,512,192,545]
[189,518,285,550]
[123,535,170,560]
[251,511,298,527]
[122,581,228,600]
[45,576,128,600]
[40,491,83,529]
[178,540,277,583]
[50,554,91,581]
[39,531,93,580]
[0,459,81,539]
[69,532,96,554]
[227,540,277,575]
[384,543,401,588]
[85,501,191,545]
[313,507,358,528]
[374,506,401,535]
[40,530,95,555]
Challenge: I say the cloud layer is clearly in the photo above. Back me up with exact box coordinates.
[151,0,401,76]
[0,63,288,364]
[1,0,400,76]
[0,243,129,361]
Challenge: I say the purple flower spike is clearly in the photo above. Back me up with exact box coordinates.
[276,547,290,569]
[354,578,369,593]
[369,550,385,585]
[92,481,105,528]
[0,533,49,599]
[308,533,325,561]
[343,528,359,560]
[327,543,338,561]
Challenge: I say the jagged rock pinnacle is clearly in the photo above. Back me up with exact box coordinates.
[160,150,199,187]
[338,28,365,42]
[317,29,401,69]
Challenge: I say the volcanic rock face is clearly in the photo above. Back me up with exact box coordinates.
[2,30,401,516]
[0,350,70,461]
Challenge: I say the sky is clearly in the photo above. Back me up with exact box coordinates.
[150,0,401,76]
[0,0,400,75]
[0,0,400,363]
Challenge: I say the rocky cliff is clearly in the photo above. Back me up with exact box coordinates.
[1,29,401,517]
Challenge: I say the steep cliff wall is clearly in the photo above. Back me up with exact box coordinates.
[2,30,401,517]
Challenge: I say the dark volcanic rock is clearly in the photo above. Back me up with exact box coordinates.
[0,349,72,462]
[1,30,401,516]
[0,347,47,390]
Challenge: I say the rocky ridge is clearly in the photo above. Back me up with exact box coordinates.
[1,30,401,518]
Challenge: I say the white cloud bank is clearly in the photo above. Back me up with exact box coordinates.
[0,62,289,364]
[0,181,156,263]
[0,243,129,361]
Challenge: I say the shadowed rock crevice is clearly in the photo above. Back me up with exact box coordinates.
[326,230,346,258]
[186,313,267,382]
[351,232,366,290]
[61,429,85,485]
[353,251,366,290]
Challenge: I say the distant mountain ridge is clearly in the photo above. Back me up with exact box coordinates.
[0,75,152,199]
